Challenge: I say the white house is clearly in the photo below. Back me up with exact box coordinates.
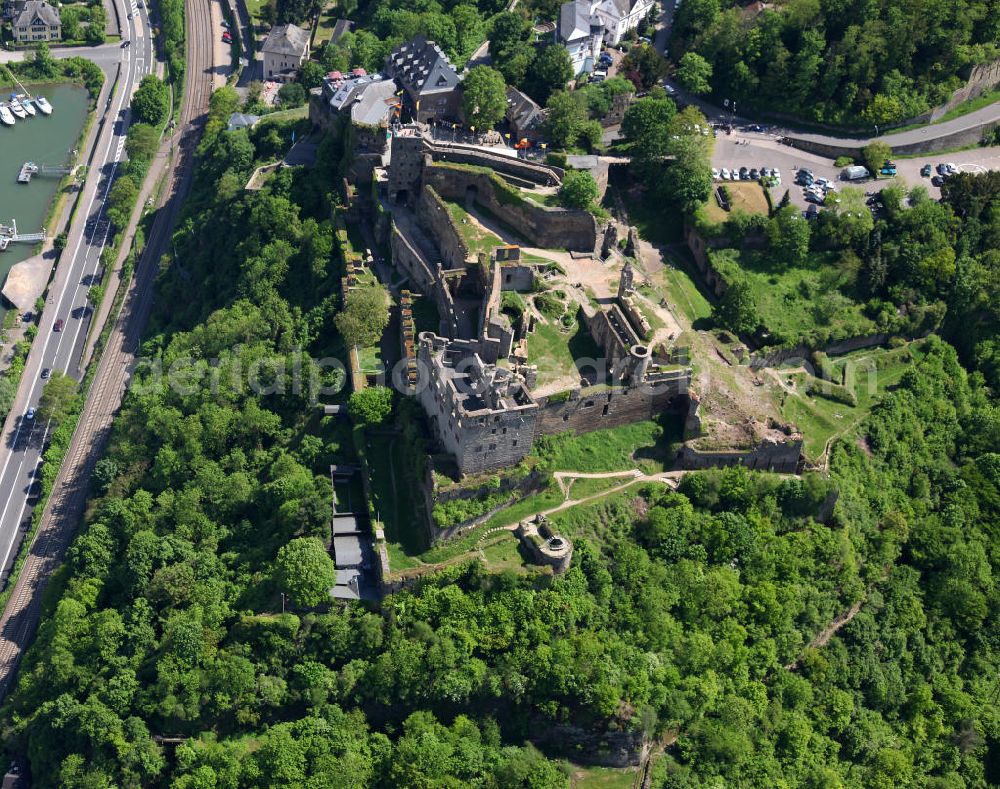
[593,0,657,46]
[558,0,603,75]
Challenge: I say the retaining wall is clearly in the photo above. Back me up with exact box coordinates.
[536,385,686,438]
[678,439,803,473]
[424,165,599,252]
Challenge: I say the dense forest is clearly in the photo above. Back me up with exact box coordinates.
[671,0,1000,125]
[1,86,999,788]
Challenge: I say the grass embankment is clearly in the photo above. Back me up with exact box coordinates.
[525,312,603,391]
[703,181,769,224]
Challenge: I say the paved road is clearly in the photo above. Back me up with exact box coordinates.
[711,132,1000,209]
[0,0,216,698]
[651,7,1000,153]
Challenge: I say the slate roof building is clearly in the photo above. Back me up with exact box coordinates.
[558,0,603,75]
[262,23,310,83]
[11,0,59,42]
[309,73,399,157]
[227,112,261,131]
[385,35,461,123]
[505,86,546,143]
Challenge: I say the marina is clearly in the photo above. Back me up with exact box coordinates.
[0,83,87,314]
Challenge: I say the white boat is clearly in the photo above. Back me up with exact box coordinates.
[8,99,26,120]
[33,96,52,115]
[18,96,35,116]
[0,105,14,126]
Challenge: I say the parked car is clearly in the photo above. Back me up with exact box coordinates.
[931,175,945,186]
[749,168,760,180]
[719,168,730,180]
[806,191,825,204]
[739,167,749,180]
[805,204,819,220]
[945,162,958,173]
[815,177,831,188]
[711,168,720,179]
[54,319,64,332]
[25,408,35,421]
[41,368,50,380]
[222,31,233,43]
[936,163,949,175]
[921,164,932,177]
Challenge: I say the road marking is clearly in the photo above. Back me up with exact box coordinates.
[0,25,140,553]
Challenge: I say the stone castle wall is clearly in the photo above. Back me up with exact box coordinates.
[678,439,803,473]
[424,165,599,252]
[536,385,686,438]
[416,186,469,267]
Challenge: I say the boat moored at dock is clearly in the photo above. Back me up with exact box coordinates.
[0,105,14,126]
[33,96,52,115]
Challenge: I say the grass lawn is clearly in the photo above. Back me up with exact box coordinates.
[357,345,383,375]
[520,189,560,207]
[313,2,340,47]
[567,474,636,500]
[526,312,603,390]
[569,764,642,788]
[778,342,924,459]
[704,181,769,223]
[711,247,874,343]
[534,413,682,474]
[445,200,502,257]
[546,486,650,544]
[479,533,531,573]
[244,0,269,24]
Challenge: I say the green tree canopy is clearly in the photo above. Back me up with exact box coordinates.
[620,44,667,90]
[526,44,574,104]
[37,371,79,425]
[558,170,599,211]
[675,52,713,94]
[275,538,335,608]
[125,123,160,162]
[862,141,893,178]
[544,91,588,150]
[336,283,390,348]
[348,386,394,427]
[767,205,811,267]
[712,276,759,335]
[131,75,169,126]
[461,66,507,130]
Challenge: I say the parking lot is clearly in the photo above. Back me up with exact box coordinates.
[711,131,1000,210]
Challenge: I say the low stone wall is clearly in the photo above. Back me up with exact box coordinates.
[750,333,890,368]
[678,439,803,473]
[499,263,536,291]
[424,165,599,252]
[427,141,564,185]
[685,225,730,297]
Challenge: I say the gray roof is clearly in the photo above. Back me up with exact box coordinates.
[559,0,597,42]
[14,0,58,27]
[334,534,364,567]
[333,514,361,534]
[386,35,460,97]
[505,86,545,131]
[227,112,260,131]
[323,74,397,127]
[262,23,309,57]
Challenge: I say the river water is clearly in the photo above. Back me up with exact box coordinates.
[0,83,89,313]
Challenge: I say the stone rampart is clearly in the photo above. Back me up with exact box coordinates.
[416,186,469,267]
[678,439,802,473]
[427,141,564,185]
[536,385,685,437]
[424,165,599,252]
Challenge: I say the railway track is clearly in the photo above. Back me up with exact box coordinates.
[0,0,216,699]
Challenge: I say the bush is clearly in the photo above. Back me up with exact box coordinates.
[834,156,854,167]
[545,152,568,168]
[558,170,599,210]
[348,386,393,427]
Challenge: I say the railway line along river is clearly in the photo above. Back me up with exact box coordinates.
[0,83,88,317]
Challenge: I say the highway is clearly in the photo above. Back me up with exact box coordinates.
[0,0,154,585]
[0,0,215,696]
